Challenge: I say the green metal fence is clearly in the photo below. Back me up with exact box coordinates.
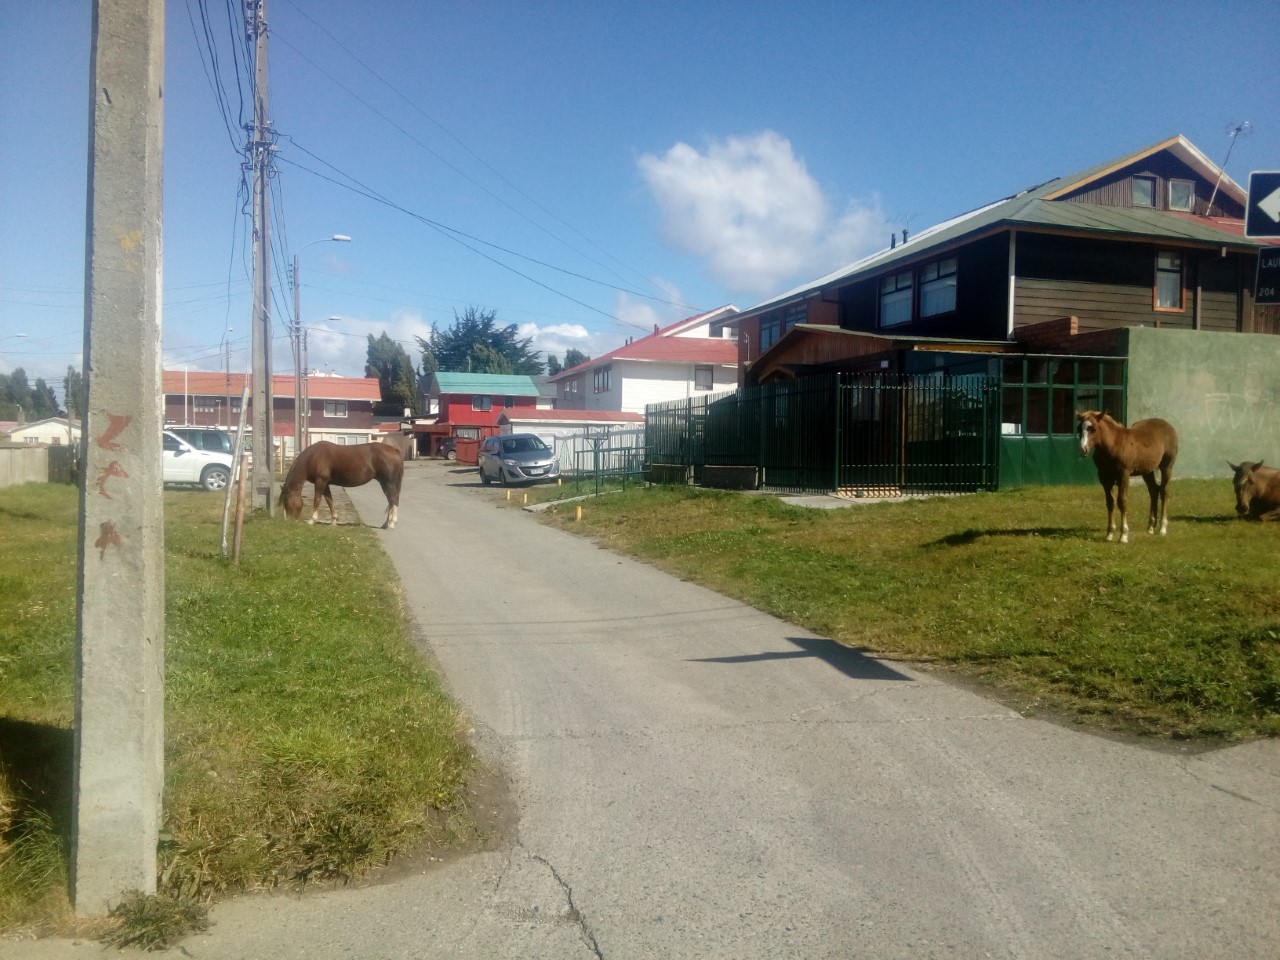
[647,373,1000,495]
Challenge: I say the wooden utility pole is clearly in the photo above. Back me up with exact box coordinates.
[248,0,274,513]
[73,0,166,916]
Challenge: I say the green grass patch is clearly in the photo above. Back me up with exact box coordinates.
[542,480,1280,740]
[0,483,472,936]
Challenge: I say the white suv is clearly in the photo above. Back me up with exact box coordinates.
[162,430,234,491]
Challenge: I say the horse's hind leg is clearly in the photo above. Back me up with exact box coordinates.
[309,481,324,525]
[324,486,338,525]
[377,478,398,529]
[1157,460,1173,535]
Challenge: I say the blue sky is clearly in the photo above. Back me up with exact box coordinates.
[2,0,1277,398]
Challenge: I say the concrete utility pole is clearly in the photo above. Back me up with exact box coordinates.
[248,0,274,512]
[73,0,166,917]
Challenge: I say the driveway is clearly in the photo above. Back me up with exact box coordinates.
[14,460,1279,959]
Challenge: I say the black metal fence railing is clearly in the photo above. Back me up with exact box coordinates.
[646,373,999,495]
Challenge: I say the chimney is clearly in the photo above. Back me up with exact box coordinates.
[653,323,659,334]
[902,228,909,243]
[890,234,896,249]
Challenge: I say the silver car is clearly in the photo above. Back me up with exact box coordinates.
[478,433,560,486]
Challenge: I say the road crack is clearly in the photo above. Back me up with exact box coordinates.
[530,853,604,960]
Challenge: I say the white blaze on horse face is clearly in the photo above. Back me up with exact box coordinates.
[1078,420,1094,456]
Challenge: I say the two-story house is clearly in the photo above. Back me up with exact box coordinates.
[550,306,740,414]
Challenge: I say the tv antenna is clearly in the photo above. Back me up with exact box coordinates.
[1206,121,1253,215]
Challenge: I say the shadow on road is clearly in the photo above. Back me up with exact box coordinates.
[687,635,912,682]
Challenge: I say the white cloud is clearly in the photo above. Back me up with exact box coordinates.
[638,131,887,299]
[306,308,432,378]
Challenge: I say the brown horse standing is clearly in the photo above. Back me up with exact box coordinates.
[279,441,404,530]
[1077,411,1178,543]
[1228,460,1280,521]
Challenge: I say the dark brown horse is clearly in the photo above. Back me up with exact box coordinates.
[1077,411,1178,543]
[279,441,404,530]
[1228,460,1280,521]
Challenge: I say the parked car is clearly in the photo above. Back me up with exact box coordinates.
[477,433,559,486]
[162,430,234,491]
[168,427,234,456]
[437,437,457,460]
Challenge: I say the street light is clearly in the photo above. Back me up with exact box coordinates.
[301,315,347,449]
[291,235,350,454]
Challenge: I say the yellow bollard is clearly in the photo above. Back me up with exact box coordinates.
[575,505,582,522]
[505,489,511,500]
[523,493,528,505]
[557,477,562,486]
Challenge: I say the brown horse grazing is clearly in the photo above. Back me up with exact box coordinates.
[1228,460,1280,521]
[1077,411,1178,543]
[279,441,404,529]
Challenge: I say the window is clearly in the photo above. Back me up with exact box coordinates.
[1132,176,1155,207]
[1155,251,1183,310]
[594,365,611,394]
[323,400,348,417]
[694,365,714,390]
[759,303,804,351]
[504,396,514,408]
[919,257,957,317]
[879,270,914,327]
[472,395,492,412]
[194,396,214,413]
[1168,179,1194,212]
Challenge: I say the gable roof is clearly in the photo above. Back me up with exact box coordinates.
[162,371,381,401]
[549,307,740,381]
[739,135,1263,321]
[432,372,540,396]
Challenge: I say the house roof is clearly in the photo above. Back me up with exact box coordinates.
[432,372,540,396]
[498,409,645,425]
[162,371,381,401]
[550,310,740,381]
[9,417,80,431]
[739,134,1265,321]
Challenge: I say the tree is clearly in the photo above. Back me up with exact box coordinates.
[365,333,420,416]
[64,366,86,420]
[416,307,544,377]
[545,354,563,376]
[564,348,590,369]
[30,378,58,419]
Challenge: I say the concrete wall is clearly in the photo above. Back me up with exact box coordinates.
[1125,327,1280,478]
[0,446,49,488]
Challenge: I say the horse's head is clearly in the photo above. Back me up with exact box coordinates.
[280,484,304,519]
[1076,410,1103,457]
[1228,460,1265,517]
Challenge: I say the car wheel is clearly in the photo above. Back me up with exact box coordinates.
[201,464,231,492]
[480,464,491,485]
[446,449,457,461]
[499,469,509,487]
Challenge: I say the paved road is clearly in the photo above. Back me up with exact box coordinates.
[12,460,1279,958]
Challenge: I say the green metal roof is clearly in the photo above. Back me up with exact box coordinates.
[432,372,539,395]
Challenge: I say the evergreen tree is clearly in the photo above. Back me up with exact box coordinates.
[64,366,85,420]
[564,348,590,369]
[416,307,543,377]
[365,333,420,416]
[546,354,563,375]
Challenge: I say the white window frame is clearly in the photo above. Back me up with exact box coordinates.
[1132,176,1156,207]
[1154,250,1184,311]
[472,395,492,412]
[1168,179,1195,213]
[323,400,349,418]
[694,365,714,391]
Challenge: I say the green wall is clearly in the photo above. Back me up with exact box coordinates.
[1125,327,1280,478]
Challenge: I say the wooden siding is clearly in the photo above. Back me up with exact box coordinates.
[1057,153,1245,219]
[1014,233,1243,333]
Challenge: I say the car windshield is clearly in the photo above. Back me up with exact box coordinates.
[502,437,547,454]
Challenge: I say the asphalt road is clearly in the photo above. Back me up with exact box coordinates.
[12,460,1279,959]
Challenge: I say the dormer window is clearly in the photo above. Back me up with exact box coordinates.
[1168,179,1195,212]
[1132,176,1156,207]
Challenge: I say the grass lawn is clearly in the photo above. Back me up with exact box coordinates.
[0,483,473,942]
[535,477,1280,741]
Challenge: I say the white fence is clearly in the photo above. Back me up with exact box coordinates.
[552,428,645,477]
[0,446,50,488]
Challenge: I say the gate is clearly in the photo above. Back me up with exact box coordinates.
[647,373,999,495]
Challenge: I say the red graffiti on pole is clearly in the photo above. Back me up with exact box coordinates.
[96,461,129,498]
[94,520,124,559]
[97,413,132,451]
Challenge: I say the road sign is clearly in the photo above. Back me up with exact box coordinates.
[1245,171,1280,238]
